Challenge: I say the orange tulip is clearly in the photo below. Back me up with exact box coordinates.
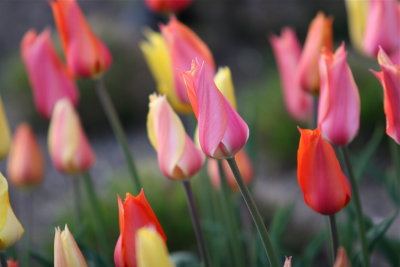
[333,247,351,267]
[145,0,192,13]
[297,127,351,215]
[50,0,112,78]
[7,123,44,188]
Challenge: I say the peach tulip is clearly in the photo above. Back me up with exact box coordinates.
[54,225,88,267]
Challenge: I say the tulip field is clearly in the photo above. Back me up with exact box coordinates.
[0,0,399,266]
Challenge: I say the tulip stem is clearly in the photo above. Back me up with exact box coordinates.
[95,77,142,193]
[338,146,370,267]
[182,181,211,267]
[390,140,400,184]
[226,157,279,267]
[0,251,6,267]
[72,178,82,224]
[328,214,339,260]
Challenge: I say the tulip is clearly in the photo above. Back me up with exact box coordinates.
[207,149,253,191]
[48,99,95,174]
[283,257,292,267]
[269,28,312,122]
[297,12,333,93]
[54,225,88,267]
[318,43,360,146]
[297,127,351,215]
[7,259,19,267]
[114,190,166,267]
[147,94,204,180]
[182,60,249,159]
[140,30,192,113]
[214,67,237,110]
[363,0,400,57]
[145,0,192,13]
[21,29,79,119]
[0,97,11,160]
[136,227,175,267]
[333,247,351,267]
[0,173,24,250]
[50,0,112,78]
[372,47,400,144]
[345,0,369,52]
[161,16,215,105]
[7,123,44,188]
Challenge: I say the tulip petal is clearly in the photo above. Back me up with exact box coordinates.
[0,97,11,159]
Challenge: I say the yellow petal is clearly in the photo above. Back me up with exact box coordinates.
[345,0,369,52]
[54,225,88,267]
[214,67,237,110]
[0,97,11,160]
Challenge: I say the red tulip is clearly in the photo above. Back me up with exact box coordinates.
[269,28,312,122]
[297,127,351,215]
[114,190,166,267]
[145,0,192,13]
[372,47,400,144]
[318,43,360,145]
[50,0,112,78]
[182,60,249,159]
[7,260,19,267]
[21,29,79,119]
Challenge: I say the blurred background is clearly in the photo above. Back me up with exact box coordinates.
[0,0,398,266]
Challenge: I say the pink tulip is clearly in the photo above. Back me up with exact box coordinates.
[318,43,360,146]
[182,60,249,159]
[269,28,312,122]
[21,29,79,119]
[372,47,400,144]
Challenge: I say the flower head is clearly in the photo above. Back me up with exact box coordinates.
[54,225,88,267]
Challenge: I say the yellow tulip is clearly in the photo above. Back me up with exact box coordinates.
[214,67,237,110]
[0,173,24,250]
[0,97,11,160]
[345,0,369,52]
[54,225,88,267]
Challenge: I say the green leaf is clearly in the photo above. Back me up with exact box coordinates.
[296,232,327,267]
[367,212,398,250]
[171,251,201,267]
[30,251,53,267]
[270,202,294,254]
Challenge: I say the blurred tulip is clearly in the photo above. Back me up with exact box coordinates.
[140,30,192,113]
[0,97,11,160]
[136,227,175,267]
[182,60,249,159]
[0,173,24,250]
[54,225,88,267]
[21,29,79,119]
[345,0,369,52]
[50,0,112,78]
[145,0,192,13]
[297,127,351,215]
[7,123,44,188]
[161,16,215,105]
[214,67,237,110]
[114,190,166,267]
[207,149,253,191]
[318,43,360,145]
[269,28,312,122]
[48,99,95,174]
[372,47,400,144]
[147,94,204,180]
[7,259,19,267]
[283,256,292,267]
[297,12,333,94]
[333,247,351,267]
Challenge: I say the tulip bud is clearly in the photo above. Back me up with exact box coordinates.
[283,256,292,267]
[297,12,333,93]
[297,127,351,215]
[214,67,237,110]
[7,259,19,267]
[144,0,192,13]
[318,43,360,146]
[269,28,312,122]
[345,0,369,53]
[7,123,44,188]
[21,29,79,119]
[333,247,351,267]
[136,227,175,267]
[0,173,24,250]
[50,0,112,78]
[48,99,95,174]
[0,97,11,160]
[147,94,204,180]
[54,225,88,267]
[372,47,400,144]
[182,60,249,159]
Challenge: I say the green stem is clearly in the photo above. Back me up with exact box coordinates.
[182,181,211,267]
[328,214,339,261]
[226,157,279,267]
[390,140,400,184]
[338,146,370,267]
[72,178,82,225]
[95,77,142,193]
[0,252,6,267]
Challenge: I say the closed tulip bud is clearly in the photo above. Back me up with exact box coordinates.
[48,99,95,174]
[21,29,79,119]
[214,67,237,110]
[283,256,292,267]
[182,60,249,159]
[147,94,204,180]
[136,227,175,267]
[54,225,88,267]
[269,28,312,122]
[0,173,24,250]
[50,0,112,78]
[297,127,351,215]
[333,247,351,267]
[0,97,11,160]
[318,43,360,145]
[161,16,215,105]
[7,259,19,267]
[114,190,166,267]
[345,0,369,52]
[7,123,44,188]
[140,30,192,113]
[297,12,333,93]
[372,47,400,144]
[145,0,192,13]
